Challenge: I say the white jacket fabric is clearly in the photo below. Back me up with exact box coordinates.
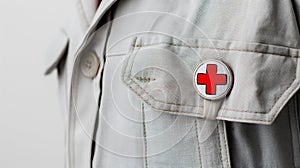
[45,0,300,167]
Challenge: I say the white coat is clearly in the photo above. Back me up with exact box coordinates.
[45,0,300,167]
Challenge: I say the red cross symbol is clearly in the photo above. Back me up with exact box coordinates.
[197,64,227,95]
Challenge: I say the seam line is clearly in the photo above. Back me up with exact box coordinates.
[288,102,296,168]
[142,103,149,168]
[194,119,202,168]
[127,44,296,114]
[133,42,300,58]
[121,40,299,122]
[221,121,231,168]
[217,124,224,168]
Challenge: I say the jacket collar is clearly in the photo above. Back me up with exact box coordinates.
[77,0,98,26]
[90,0,118,26]
[77,0,118,35]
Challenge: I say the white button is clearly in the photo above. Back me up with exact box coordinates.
[80,52,100,78]
[193,59,233,100]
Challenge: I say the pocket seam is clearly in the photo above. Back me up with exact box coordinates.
[127,45,297,113]
[122,38,300,123]
[133,42,300,58]
[123,78,204,116]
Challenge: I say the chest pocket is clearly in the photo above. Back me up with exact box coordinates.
[121,35,300,125]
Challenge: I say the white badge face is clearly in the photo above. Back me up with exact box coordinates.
[193,59,233,100]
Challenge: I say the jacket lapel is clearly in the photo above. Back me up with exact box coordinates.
[77,0,119,37]
[90,0,118,28]
[77,0,98,26]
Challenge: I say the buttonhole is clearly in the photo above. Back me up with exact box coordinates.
[135,76,156,83]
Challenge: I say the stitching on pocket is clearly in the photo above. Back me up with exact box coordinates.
[133,42,300,58]
[216,114,274,122]
[131,77,204,108]
[128,62,295,115]
[122,41,299,122]
[123,79,204,116]
[128,42,298,112]
[222,78,294,114]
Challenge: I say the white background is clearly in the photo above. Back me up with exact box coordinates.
[0,0,68,167]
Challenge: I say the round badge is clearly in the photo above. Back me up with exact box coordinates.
[193,59,233,100]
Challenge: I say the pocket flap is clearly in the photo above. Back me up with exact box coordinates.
[44,29,69,75]
[121,35,300,125]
